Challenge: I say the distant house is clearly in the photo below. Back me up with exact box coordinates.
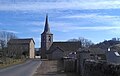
[46,42,81,60]
[35,48,40,56]
[7,38,35,58]
[35,48,41,58]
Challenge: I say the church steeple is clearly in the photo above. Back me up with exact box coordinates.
[44,14,50,33]
[41,14,53,59]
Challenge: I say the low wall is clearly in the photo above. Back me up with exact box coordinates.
[83,60,120,76]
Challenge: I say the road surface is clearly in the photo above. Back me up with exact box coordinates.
[0,59,41,76]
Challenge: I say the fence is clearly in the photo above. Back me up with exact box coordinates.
[63,58,77,72]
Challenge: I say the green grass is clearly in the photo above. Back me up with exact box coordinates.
[0,58,26,69]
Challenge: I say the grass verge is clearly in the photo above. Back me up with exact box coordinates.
[0,58,26,69]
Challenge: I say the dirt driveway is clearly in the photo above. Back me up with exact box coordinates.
[33,60,79,76]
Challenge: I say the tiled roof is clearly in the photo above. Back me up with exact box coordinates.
[47,42,81,54]
[7,38,35,44]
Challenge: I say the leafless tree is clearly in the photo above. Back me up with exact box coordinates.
[0,31,17,49]
[68,37,94,47]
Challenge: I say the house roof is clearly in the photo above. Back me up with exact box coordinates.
[7,38,35,44]
[77,48,106,54]
[47,42,81,54]
[89,48,106,54]
[109,44,120,53]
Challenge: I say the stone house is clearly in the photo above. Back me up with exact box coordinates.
[7,38,35,58]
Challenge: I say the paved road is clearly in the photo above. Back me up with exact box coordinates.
[0,59,41,76]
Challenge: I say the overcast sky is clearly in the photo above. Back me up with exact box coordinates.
[0,0,120,47]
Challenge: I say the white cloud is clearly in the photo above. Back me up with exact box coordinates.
[31,29,43,33]
[48,21,120,32]
[12,21,44,26]
[0,0,120,11]
[75,26,120,30]
[0,30,19,33]
[0,0,119,46]
[30,21,43,26]
[62,14,120,20]
[62,14,98,18]
[61,14,120,27]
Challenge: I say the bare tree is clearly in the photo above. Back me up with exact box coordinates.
[0,31,17,49]
[68,37,94,47]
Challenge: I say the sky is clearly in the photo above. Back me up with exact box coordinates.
[0,0,120,48]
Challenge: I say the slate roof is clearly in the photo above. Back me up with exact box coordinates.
[42,15,52,34]
[89,48,106,54]
[8,38,35,44]
[46,42,81,54]
[105,44,120,54]
[77,48,106,54]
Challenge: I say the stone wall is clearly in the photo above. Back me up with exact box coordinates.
[83,60,120,76]
[8,44,29,58]
[29,40,35,58]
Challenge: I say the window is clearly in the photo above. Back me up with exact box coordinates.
[49,36,51,42]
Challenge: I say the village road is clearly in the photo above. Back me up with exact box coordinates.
[0,59,41,76]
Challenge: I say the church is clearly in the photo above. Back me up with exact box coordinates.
[40,15,81,60]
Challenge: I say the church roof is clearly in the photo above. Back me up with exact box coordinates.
[8,38,35,44]
[46,42,81,54]
[43,14,51,34]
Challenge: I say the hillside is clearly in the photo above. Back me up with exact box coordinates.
[91,40,120,49]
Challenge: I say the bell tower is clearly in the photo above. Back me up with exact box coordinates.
[41,15,53,59]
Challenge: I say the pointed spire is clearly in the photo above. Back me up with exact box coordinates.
[44,14,50,33]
